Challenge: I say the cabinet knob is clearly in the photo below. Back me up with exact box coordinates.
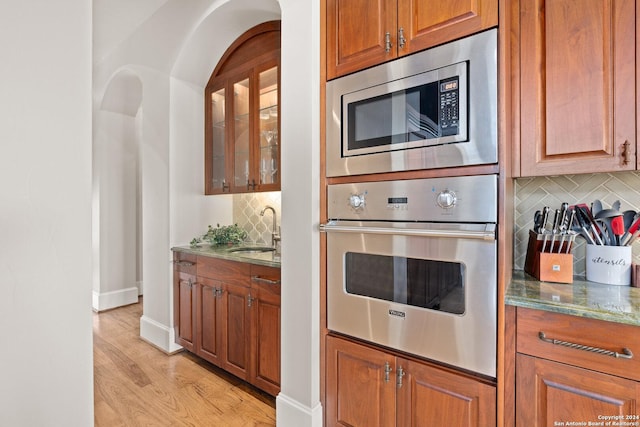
[247,294,255,307]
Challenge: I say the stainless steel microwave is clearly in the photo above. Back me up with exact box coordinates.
[326,29,497,177]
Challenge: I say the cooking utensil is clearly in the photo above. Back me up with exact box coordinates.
[595,208,623,246]
[623,210,636,233]
[573,208,596,245]
[611,215,625,246]
[612,200,621,211]
[575,204,604,245]
[621,215,640,245]
[591,199,603,217]
[549,209,560,252]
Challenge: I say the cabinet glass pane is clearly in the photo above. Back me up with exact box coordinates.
[258,66,278,185]
[234,78,250,187]
[211,88,226,190]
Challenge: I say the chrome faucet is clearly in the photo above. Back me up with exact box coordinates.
[260,205,280,248]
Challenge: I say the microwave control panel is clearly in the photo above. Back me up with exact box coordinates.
[439,76,459,136]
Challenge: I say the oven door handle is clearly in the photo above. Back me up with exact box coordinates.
[319,223,496,241]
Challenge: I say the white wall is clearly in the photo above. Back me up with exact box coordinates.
[0,1,94,425]
[277,1,322,424]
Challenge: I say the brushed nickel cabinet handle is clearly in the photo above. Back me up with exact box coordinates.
[384,32,392,52]
[251,275,281,285]
[396,366,405,388]
[384,362,392,382]
[398,27,406,49]
[539,332,633,359]
[174,260,195,267]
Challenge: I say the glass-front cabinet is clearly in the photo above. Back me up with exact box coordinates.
[204,21,281,195]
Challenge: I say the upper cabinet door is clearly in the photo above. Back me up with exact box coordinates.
[518,0,636,176]
[397,0,498,55]
[326,0,397,80]
[326,0,497,80]
[204,21,281,195]
[205,85,230,194]
[256,62,280,191]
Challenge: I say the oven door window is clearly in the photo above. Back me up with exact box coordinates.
[342,61,467,157]
[345,252,465,315]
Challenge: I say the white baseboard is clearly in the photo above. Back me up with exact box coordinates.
[92,287,139,312]
[276,393,323,427]
[140,315,183,354]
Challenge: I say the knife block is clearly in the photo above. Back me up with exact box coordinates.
[524,230,574,283]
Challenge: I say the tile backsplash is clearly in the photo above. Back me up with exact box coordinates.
[515,172,640,276]
[233,191,281,246]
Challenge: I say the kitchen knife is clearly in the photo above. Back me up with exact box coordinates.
[549,209,560,252]
[533,210,543,233]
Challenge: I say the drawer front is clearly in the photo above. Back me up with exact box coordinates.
[173,252,197,275]
[197,256,250,287]
[250,264,281,295]
[517,307,640,381]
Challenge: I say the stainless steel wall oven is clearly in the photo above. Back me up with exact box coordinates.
[326,29,497,177]
[321,175,498,377]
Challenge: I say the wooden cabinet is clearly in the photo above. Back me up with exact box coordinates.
[205,21,280,194]
[249,264,281,396]
[515,307,640,424]
[172,252,281,396]
[326,335,496,426]
[326,0,498,79]
[515,0,637,176]
[173,253,197,352]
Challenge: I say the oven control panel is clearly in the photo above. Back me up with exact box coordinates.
[328,174,497,223]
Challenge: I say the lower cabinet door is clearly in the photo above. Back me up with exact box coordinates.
[517,354,640,426]
[396,358,496,427]
[221,282,251,380]
[326,336,396,427]
[175,272,196,351]
[197,279,223,366]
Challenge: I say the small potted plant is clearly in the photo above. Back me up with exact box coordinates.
[190,223,248,247]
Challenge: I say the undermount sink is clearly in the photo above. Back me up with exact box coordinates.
[228,246,276,253]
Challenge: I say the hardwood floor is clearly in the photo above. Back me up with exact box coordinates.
[94,299,276,426]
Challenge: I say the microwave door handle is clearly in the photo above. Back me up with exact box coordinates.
[318,223,496,241]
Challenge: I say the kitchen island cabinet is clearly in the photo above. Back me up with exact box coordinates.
[172,247,281,396]
[326,335,496,426]
[514,0,637,176]
[326,0,497,80]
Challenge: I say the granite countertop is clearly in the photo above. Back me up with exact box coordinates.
[171,244,281,268]
[506,270,640,327]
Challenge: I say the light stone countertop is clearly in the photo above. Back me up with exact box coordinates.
[506,270,640,327]
[171,243,281,269]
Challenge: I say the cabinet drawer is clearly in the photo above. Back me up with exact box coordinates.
[250,264,281,295]
[173,252,197,275]
[517,307,640,381]
[197,256,250,287]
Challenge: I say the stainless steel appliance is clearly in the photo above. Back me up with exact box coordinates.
[320,175,498,377]
[326,29,497,177]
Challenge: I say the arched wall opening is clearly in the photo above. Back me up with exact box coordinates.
[92,69,143,311]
